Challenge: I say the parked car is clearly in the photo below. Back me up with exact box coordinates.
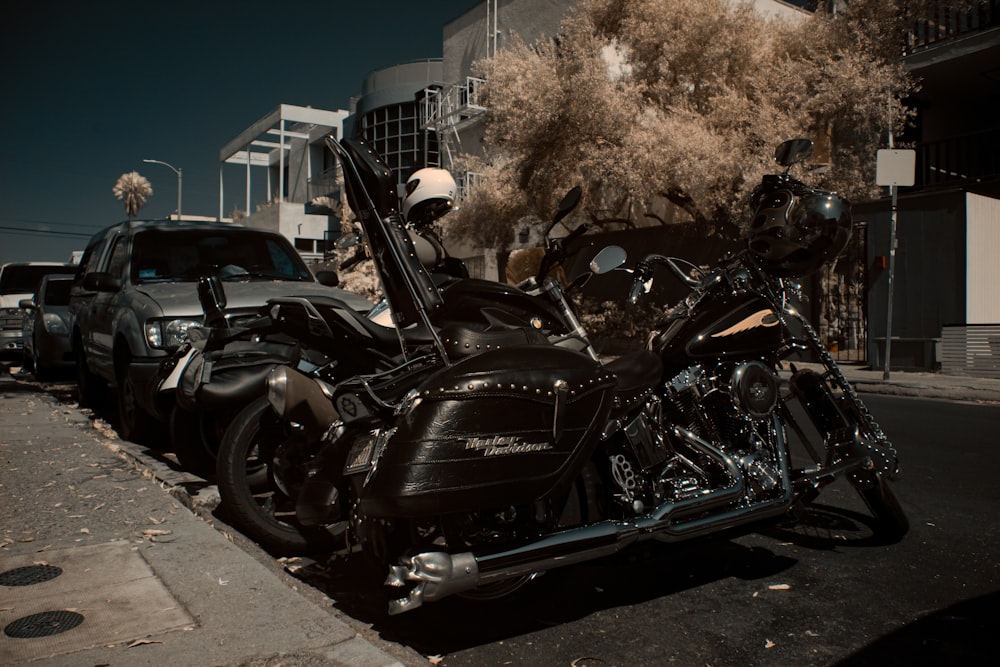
[0,262,76,356]
[20,275,75,380]
[68,219,372,443]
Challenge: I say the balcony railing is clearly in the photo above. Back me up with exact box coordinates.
[915,128,1000,187]
[906,0,999,54]
[420,77,487,132]
[307,166,340,202]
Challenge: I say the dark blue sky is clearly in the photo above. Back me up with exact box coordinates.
[0,0,474,263]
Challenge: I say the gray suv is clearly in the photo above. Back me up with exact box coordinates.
[69,219,371,442]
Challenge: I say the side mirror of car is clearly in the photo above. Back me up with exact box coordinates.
[83,272,122,292]
[18,299,35,309]
[315,270,339,287]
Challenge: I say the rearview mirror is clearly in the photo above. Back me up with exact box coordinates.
[774,138,813,168]
[316,270,339,287]
[589,245,627,274]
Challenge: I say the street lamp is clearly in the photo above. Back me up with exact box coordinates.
[142,159,182,221]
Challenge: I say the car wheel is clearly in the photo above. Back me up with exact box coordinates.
[75,339,105,409]
[32,336,51,382]
[115,361,157,444]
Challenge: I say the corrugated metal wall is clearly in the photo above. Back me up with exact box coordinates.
[966,193,1000,324]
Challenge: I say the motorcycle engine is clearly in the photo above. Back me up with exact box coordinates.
[613,361,786,510]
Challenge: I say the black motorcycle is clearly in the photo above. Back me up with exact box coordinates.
[243,137,908,613]
[206,143,620,555]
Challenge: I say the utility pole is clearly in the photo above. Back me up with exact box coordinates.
[143,159,182,221]
[875,141,915,380]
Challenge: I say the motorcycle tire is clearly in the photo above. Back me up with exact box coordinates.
[216,396,336,556]
[854,473,909,542]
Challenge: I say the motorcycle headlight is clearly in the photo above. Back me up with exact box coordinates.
[145,318,202,350]
[42,313,69,335]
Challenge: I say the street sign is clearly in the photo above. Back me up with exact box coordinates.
[876,149,916,186]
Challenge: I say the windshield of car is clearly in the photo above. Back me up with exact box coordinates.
[42,278,73,306]
[0,265,74,295]
[130,228,313,284]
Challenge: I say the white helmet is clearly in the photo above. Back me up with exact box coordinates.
[402,168,456,226]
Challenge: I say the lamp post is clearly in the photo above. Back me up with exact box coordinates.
[142,159,182,221]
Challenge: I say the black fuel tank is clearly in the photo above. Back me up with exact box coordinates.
[650,291,787,365]
[359,345,616,518]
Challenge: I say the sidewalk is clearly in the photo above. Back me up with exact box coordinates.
[0,375,421,667]
[786,361,1000,404]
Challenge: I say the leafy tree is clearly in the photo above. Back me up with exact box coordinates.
[112,171,153,220]
[447,0,917,248]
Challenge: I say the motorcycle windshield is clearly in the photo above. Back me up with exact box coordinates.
[333,137,443,331]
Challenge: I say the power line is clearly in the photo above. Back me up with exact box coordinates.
[0,225,94,239]
[0,217,106,230]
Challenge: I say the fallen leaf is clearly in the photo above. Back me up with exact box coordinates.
[147,517,165,525]
[765,639,776,649]
[428,656,444,666]
[127,639,163,648]
[142,529,173,537]
[80,528,91,535]
[768,583,791,591]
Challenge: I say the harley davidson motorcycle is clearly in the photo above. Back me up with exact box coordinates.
[241,136,908,613]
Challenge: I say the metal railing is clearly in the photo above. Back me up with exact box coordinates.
[915,128,1000,187]
[906,0,999,54]
[307,166,340,202]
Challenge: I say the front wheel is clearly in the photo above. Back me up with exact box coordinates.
[115,362,157,444]
[216,396,336,555]
[74,339,105,409]
[853,473,909,542]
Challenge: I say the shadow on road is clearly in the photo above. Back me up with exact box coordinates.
[834,591,1000,666]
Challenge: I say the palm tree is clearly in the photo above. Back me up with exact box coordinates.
[113,171,153,220]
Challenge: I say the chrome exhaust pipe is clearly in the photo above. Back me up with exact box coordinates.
[385,417,793,614]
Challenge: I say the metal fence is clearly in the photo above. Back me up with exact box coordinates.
[941,324,1000,378]
[905,0,999,54]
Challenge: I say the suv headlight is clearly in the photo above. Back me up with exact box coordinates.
[145,317,202,350]
[42,313,69,335]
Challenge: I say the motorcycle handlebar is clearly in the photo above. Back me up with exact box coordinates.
[536,224,590,283]
[627,274,648,305]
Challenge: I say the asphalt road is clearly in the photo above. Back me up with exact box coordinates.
[293,394,1000,666]
[4,361,998,666]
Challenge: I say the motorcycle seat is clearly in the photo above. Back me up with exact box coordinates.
[605,350,662,418]
[268,294,435,352]
[438,323,549,360]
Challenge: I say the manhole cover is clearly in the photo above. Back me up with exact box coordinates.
[5,611,85,638]
[0,564,63,586]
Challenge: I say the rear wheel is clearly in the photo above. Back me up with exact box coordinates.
[216,396,335,555]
